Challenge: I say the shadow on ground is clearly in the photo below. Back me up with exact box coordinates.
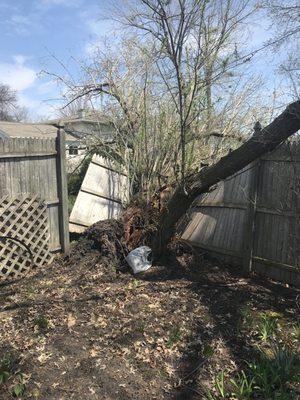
[141,249,299,399]
[0,238,299,400]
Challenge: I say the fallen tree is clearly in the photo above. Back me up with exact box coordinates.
[64,101,300,264]
[153,100,300,254]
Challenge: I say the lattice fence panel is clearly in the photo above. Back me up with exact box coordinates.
[0,195,54,279]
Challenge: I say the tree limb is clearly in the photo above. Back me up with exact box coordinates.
[154,100,300,254]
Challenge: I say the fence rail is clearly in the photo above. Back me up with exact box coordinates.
[182,140,300,286]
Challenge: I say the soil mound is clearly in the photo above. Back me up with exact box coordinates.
[84,219,127,267]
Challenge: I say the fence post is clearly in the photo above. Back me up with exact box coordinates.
[56,124,70,254]
[243,160,261,273]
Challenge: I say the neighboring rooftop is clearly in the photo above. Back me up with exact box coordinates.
[0,121,77,141]
[45,109,112,126]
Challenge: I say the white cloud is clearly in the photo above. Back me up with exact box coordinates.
[7,14,32,35]
[85,17,114,37]
[36,80,58,95]
[18,93,60,120]
[84,39,102,55]
[83,14,116,56]
[0,54,64,120]
[13,55,28,65]
[36,0,81,9]
[0,57,36,91]
[86,18,103,36]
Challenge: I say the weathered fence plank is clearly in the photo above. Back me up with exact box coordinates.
[242,161,260,272]
[56,126,70,254]
[69,154,128,233]
[183,141,300,286]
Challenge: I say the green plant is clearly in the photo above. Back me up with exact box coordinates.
[132,279,139,289]
[67,156,92,213]
[68,194,77,214]
[127,279,140,291]
[205,343,298,400]
[271,345,298,386]
[266,311,283,319]
[240,305,253,327]
[0,370,9,385]
[136,320,148,333]
[0,356,28,398]
[215,371,227,398]
[293,322,300,341]
[0,353,13,385]
[203,343,214,358]
[204,389,218,400]
[248,345,298,398]
[34,314,50,332]
[12,374,26,397]
[204,371,231,399]
[25,285,36,300]
[166,326,182,348]
[258,312,278,341]
[67,156,91,193]
[230,370,255,399]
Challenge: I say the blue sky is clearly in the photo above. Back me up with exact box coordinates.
[0,0,285,120]
[0,0,114,119]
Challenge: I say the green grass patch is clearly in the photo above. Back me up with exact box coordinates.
[166,326,182,348]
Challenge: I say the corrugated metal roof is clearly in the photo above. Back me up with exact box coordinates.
[0,121,77,141]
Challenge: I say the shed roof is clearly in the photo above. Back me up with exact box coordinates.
[46,110,112,126]
[0,121,77,141]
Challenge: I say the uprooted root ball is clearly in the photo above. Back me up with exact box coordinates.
[83,219,127,268]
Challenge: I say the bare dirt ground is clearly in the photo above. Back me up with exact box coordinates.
[0,222,299,399]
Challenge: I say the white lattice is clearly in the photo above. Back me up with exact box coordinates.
[0,195,54,279]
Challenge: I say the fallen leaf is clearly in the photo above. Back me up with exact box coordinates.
[67,314,76,328]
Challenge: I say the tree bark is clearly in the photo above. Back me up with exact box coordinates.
[154,100,300,254]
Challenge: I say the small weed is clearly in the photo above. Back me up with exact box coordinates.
[240,305,253,326]
[204,389,217,400]
[0,352,23,398]
[258,312,278,341]
[215,371,227,398]
[34,314,49,332]
[132,279,140,289]
[136,320,148,333]
[293,322,300,341]
[0,353,14,385]
[230,370,255,399]
[0,370,9,385]
[204,371,229,399]
[25,285,36,300]
[127,279,140,290]
[271,345,298,384]
[12,374,26,398]
[166,326,182,348]
[110,263,118,274]
[203,343,214,358]
[266,311,283,319]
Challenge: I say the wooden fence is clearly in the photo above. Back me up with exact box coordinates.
[69,155,128,233]
[182,140,300,286]
[0,129,69,279]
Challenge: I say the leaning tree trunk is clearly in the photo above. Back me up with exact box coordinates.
[153,100,300,254]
